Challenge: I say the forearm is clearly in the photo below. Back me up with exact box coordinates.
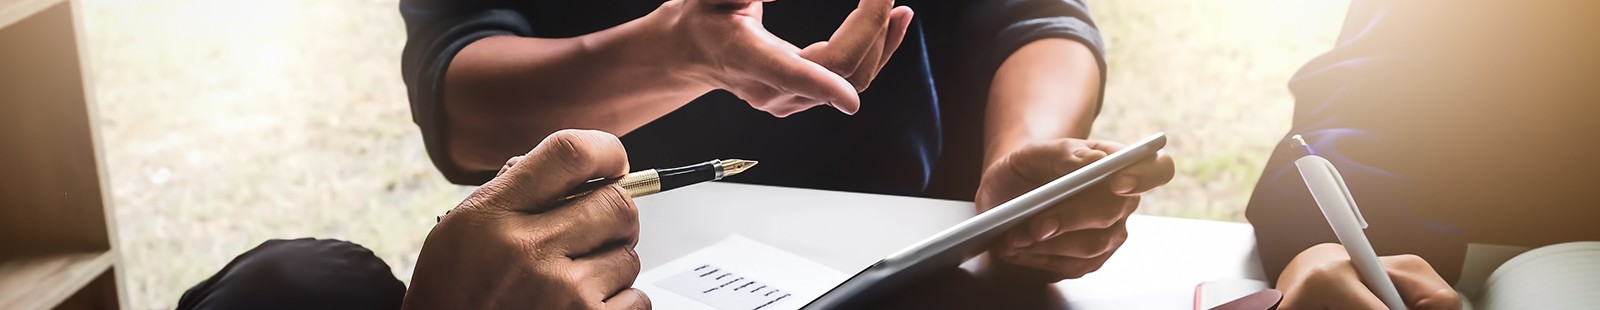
[443,5,712,172]
[982,38,1102,168]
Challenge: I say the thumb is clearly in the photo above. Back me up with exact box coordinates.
[487,130,630,213]
[604,288,652,310]
[1002,139,1106,184]
[1382,255,1461,310]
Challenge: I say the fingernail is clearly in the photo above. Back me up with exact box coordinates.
[1036,218,1059,241]
[1072,149,1093,158]
[1112,176,1137,194]
[1012,235,1032,247]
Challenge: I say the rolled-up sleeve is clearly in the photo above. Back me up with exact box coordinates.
[399,0,535,185]
[922,0,1107,112]
[916,0,1108,199]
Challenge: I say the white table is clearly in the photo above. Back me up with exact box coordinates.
[635,182,1265,308]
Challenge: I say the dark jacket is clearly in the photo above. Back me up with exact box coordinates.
[398,0,1106,201]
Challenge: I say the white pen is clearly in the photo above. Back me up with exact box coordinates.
[1291,134,1408,310]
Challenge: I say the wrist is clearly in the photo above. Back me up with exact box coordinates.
[582,2,716,94]
[627,1,719,92]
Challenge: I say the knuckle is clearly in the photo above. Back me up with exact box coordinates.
[1056,258,1099,279]
[1391,254,1430,270]
[1304,260,1351,284]
[1307,242,1346,255]
[558,264,586,292]
[623,246,643,275]
[573,298,599,310]
[1083,209,1123,230]
[549,130,596,175]
[848,74,872,92]
[823,60,855,76]
[636,291,654,310]
[1091,228,1125,255]
[597,186,641,235]
[599,186,636,213]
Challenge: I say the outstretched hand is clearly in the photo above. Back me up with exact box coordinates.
[666,0,912,117]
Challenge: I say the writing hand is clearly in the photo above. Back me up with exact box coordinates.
[975,139,1174,281]
[404,130,650,310]
[1278,243,1461,310]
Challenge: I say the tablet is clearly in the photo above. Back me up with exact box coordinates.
[801,132,1168,309]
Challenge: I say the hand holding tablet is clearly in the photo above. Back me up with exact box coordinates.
[804,133,1171,309]
[977,136,1177,281]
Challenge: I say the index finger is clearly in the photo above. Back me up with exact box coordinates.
[492,130,630,213]
[811,0,895,75]
[605,288,652,310]
[537,184,640,256]
[745,27,860,113]
[1382,255,1461,310]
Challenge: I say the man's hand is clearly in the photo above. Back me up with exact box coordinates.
[1278,243,1461,310]
[403,130,650,310]
[974,139,1174,281]
[663,0,913,117]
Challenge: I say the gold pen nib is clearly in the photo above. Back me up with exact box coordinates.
[720,159,758,178]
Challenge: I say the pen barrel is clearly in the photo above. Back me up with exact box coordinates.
[618,169,662,197]
[1295,156,1408,310]
[655,160,720,192]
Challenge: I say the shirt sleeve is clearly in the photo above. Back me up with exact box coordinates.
[1244,0,1469,284]
[915,0,1108,200]
[920,0,1108,113]
[399,0,535,185]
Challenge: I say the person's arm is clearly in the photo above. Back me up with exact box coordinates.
[400,0,911,184]
[925,0,1172,281]
[976,48,1172,278]
[440,10,713,176]
[980,38,1099,165]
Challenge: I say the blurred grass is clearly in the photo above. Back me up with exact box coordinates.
[80,0,1346,308]
[1094,0,1348,222]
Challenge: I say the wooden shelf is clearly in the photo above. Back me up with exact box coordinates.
[1,0,124,307]
[0,0,62,29]
[0,251,115,310]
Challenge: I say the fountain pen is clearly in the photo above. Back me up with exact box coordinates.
[438,159,757,222]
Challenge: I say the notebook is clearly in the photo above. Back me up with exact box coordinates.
[1195,241,1600,310]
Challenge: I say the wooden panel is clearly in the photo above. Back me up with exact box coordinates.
[54,265,119,310]
[0,251,114,310]
[0,0,61,29]
[0,1,109,255]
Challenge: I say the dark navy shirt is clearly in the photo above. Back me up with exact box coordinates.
[399,0,1105,200]
[1246,1,1600,283]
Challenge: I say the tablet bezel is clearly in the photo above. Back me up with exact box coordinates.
[802,133,1168,309]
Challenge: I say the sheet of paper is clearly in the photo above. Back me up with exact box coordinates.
[635,235,850,310]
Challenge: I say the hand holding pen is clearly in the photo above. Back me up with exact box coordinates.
[440,157,756,222]
[408,130,652,309]
[1275,135,1460,310]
